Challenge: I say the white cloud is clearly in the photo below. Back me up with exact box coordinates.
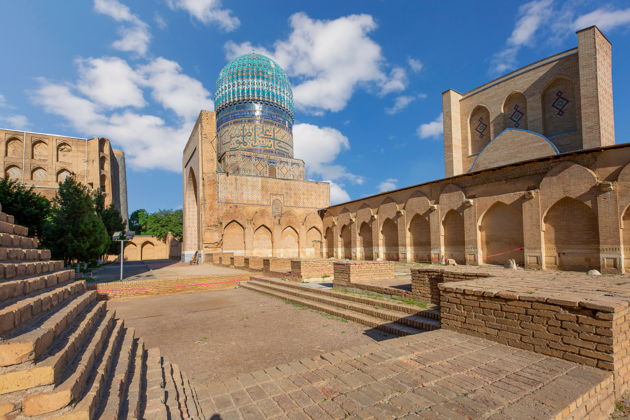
[77,57,145,108]
[490,0,553,74]
[386,95,415,115]
[407,57,423,73]
[293,123,363,185]
[378,178,398,193]
[154,13,167,30]
[94,0,150,56]
[140,58,213,123]
[167,0,239,31]
[573,7,630,31]
[32,56,213,172]
[225,12,406,114]
[0,115,29,128]
[0,94,7,108]
[327,180,351,205]
[417,113,443,140]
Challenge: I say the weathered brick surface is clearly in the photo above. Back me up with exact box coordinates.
[219,253,234,266]
[263,258,292,274]
[199,329,614,419]
[411,268,491,305]
[231,255,245,267]
[245,256,264,270]
[439,275,630,399]
[333,261,394,286]
[288,259,333,282]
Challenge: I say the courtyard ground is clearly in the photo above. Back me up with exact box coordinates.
[108,287,396,400]
[92,259,250,282]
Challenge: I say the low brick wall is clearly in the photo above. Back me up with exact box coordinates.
[89,275,244,299]
[288,259,333,282]
[231,256,245,268]
[411,269,491,305]
[333,261,394,287]
[263,258,292,274]
[245,257,264,270]
[219,254,234,266]
[439,282,630,398]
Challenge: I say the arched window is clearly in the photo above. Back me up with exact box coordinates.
[268,164,276,178]
[57,143,72,162]
[32,140,47,159]
[31,167,47,181]
[503,92,527,130]
[469,105,491,155]
[5,165,21,180]
[57,169,72,183]
[5,138,22,158]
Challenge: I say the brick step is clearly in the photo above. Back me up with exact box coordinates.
[241,282,424,336]
[0,260,64,281]
[0,300,109,396]
[252,275,439,318]
[144,348,169,418]
[97,328,137,419]
[0,280,86,337]
[0,213,14,224]
[0,290,98,367]
[0,247,51,262]
[20,310,119,415]
[0,220,29,237]
[247,279,440,332]
[0,269,74,304]
[0,233,38,250]
[120,337,145,419]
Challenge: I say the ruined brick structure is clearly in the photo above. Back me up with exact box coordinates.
[322,26,630,273]
[182,53,329,262]
[0,129,128,219]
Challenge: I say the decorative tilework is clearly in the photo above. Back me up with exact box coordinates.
[552,91,569,116]
[509,104,524,128]
[475,118,488,138]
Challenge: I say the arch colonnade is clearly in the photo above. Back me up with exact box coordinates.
[322,151,630,274]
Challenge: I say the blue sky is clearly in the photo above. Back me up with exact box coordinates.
[1,0,630,213]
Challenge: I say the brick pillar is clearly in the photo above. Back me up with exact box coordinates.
[350,219,358,260]
[244,223,254,256]
[463,201,479,265]
[597,183,622,273]
[396,210,408,262]
[272,223,280,257]
[332,223,340,259]
[522,191,543,269]
[577,26,615,149]
[442,89,463,177]
[430,207,442,263]
[372,218,382,260]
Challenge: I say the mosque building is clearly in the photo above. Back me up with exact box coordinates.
[182,53,329,262]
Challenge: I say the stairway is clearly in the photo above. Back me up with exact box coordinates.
[0,211,204,419]
[242,276,440,336]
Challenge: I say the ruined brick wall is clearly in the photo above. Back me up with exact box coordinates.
[333,261,394,286]
[288,259,333,282]
[263,257,292,274]
[245,256,264,270]
[439,283,630,398]
[231,255,245,267]
[410,269,491,304]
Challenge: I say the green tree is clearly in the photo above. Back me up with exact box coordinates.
[129,208,148,234]
[143,209,183,241]
[100,204,126,255]
[43,176,109,265]
[0,177,51,238]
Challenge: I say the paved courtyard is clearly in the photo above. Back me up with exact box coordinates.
[108,287,396,400]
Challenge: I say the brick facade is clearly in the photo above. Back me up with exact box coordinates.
[262,257,292,274]
[410,268,491,304]
[332,261,394,287]
[288,259,334,282]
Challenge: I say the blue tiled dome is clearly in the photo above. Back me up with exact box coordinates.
[215,53,293,116]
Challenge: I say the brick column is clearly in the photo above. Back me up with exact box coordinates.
[396,209,408,262]
[350,219,358,260]
[522,191,543,269]
[372,217,383,261]
[597,182,622,273]
[430,206,442,263]
[442,89,463,177]
[463,200,479,265]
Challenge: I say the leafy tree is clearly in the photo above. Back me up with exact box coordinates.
[0,177,50,238]
[43,176,109,265]
[129,208,149,234]
[143,209,183,241]
[100,204,126,254]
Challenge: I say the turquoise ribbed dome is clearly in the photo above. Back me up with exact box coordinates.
[215,53,293,116]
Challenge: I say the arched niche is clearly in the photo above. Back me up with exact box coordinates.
[469,105,491,155]
[503,92,528,130]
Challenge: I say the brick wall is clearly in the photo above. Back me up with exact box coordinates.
[219,253,234,265]
[89,275,244,299]
[263,258,292,274]
[288,259,333,282]
[439,282,630,398]
[411,269,491,305]
[231,256,245,267]
[333,261,394,287]
[245,257,264,270]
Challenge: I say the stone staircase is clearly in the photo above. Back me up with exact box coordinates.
[0,211,204,419]
[242,276,440,336]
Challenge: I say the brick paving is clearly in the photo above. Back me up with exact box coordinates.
[199,329,611,419]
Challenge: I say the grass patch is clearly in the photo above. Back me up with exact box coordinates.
[284,300,348,323]
[336,287,428,308]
